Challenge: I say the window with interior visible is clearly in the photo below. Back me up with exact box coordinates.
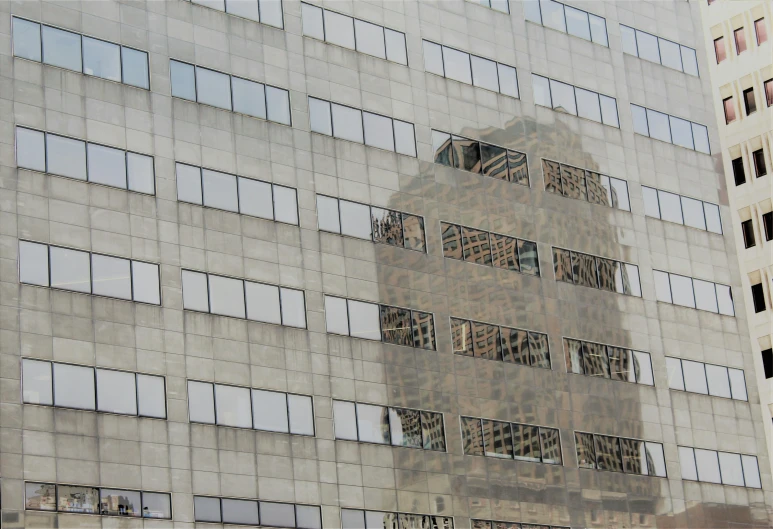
[723,97,736,123]
[734,28,747,53]
[763,212,773,241]
[741,219,756,249]
[755,18,767,45]
[753,149,767,178]
[762,348,773,379]
[766,79,773,107]
[714,37,726,63]
[743,88,756,115]
[751,283,766,313]
[732,157,746,185]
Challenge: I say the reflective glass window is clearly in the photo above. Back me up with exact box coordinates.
[462,226,491,265]
[423,40,444,76]
[47,134,87,180]
[332,104,364,143]
[564,6,590,40]
[121,47,150,89]
[620,438,646,475]
[324,10,355,49]
[273,185,299,225]
[588,14,608,46]
[462,417,484,455]
[421,410,445,451]
[742,455,761,488]
[288,394,314,435]
[659,38,682,71]
[91,254,131,300]
[170,60,196,100]
[258,0,283,28]
[260,502,295,528]
[692,123,710,154]
[22,358,53,405]
[363,112,395,151]
[599,95,619,127]
[594,435,623,472]
[549,79,577,115]
[451,318,473,356]
[393,120,416,157]
[679,446,698,480]
[42,26,82,71]
[481,143,508,181]
[354,19,386,59]
[653,271,672,303]
[245,281,281,325]
[380,305,412,347]
[645,442,667,477]
[347,300,381,341]
[339,200,371,239]
[16,127,46,172]
[670,274,695,308]
[384,29,408,65]
[176,163,203,204]
[631,104,649,136]
[208,274,245,318]
[194,496,222,523]
[142,492,172,519]
[705,364,731,398]
[575,88,601,123]
[301,3,325,40]
[681,196,705,230]
[53,363,95,410]
[669,116,694,150]
[470,56,499,92]
[728,369,747,401]
[222,498,259,525]
[511,423,540,462]
[636,31,660,63]
[82,37,121,82]
[716,284,734,316]
[137,374,166,418]
[575,432,596,468]
[58,485,99,514]
[497,64,519,98]
[232,77,267,119]
[237,178,273,219]
[523,0,542,23]
[540,427,562,464]
[296,505,322,529]
[317,195,341,233]
[533,74,552,107]
[695,448,722,483]
[633,351,654,385]
[333,400,358,440]
[356,403,389,444]
[342,509,366,529]
[309,97,333,135]
[182,270,209,312]
[19,240,49,287]
[621,25,638,55]
[412,311,435,351]
[693,279,719,313]
[100,488,141,516]
[491,234,519,272]
[215,384,252,428]
[541,0,566,32]
[324,296,349,335]
[126,152,155,194]
[188,380,215,423]
[202,169,238,212]
[681,46,699,76]
[389,408,422,448]
[12,18,41,62]
[266,86,291,125]
[646,109,671,143]
[195,67,232,110]
[402,214,425,251]
[50,246,91,293]
[682,360,708,394]
[482,419,513,458]
[452,136,481,173]
[442,46,473,85]
[96,368,137,415]
[279,287,306,328]
[252,389,289,432]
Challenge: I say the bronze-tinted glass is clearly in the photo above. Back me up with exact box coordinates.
[620,437,646,475]
[596,258,618,292]
[421,410,446,451]
[542,159,562,194]
[482,419,513,458]
[572,251,598,288]
[412,311,436,350]
[461,416,484,455]
[402,214,426,252]
[511,423,541,462]
[528,332,550,368]
[462,227,492,265]
[501,327,530,365]
[433,131,454,166]
[389,407,422,448]
[608,347,634,382]
[491,233,519,271]
[575,432,597,469]
[517,240,539,276]
[540,427,562,464]
[553,248,572,283]
[480,143,509,181]
[495,523,521,529]
[507,150,529,185]
[564,338,584,374]
[560,164,587,200]
[380,305,412,346]
[595,435,623,472]
[472,320,501,360]
[441,222,463,260]
[582,342,610,378]
[452,136,481,173]
[585,171,610,206]
[371,208,403,246]
[451,318,473,356]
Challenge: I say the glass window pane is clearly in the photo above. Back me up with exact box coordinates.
[342,509,366,529]
[42,26,82,71]
[252,389,289,432]
[91,254,131,300]
[679,446,698,480]
[669,116,694,150]
[170,60,196,100]
[301,3,324,40]
[215,384,252,428]
[636,31,660,63]
[658,190,683,224]
[22,359,53,405]
[423,40,445,76]
[137,374,166,418]
[528,332,550,368]
[260,502,295,527]
[347,299,381,340]
[705,364,731,398]
[582,341,609,377]
[127,152,155,194]
[471,321,500,360]
[589,14,608,46]
[421,410,445,451]
[442,46,473,85]
[523,0,542,23]
[87,143,126,188]
[692,123,710,154]
[53,363,95,409]
[645,442,667,477]
[512,239,536,276]
[258,0,283,28]
[324,296,349,335]
[288,394,314,435]
[332,103,364,143]
[273,185,299,225]
[356,403,389,444]
[12,18,41,62]
[704,203,722,234]
[728,369,747,401]
[451,318,473,356]
[176,163,203,204]
[363,112,395,151]
[631,104,649,136]
[621,25,638,55]
[442,222,463,260]
[575,88,601,122]
[195,67,232,110]
[333,400,358,440]
[670,274,695,308]
[100,488,141,516]
[471,55,499,92]
[642,186,661,218]
[432,130,454,166]
[194,496,222,522]
[317,195,341,233]
[482,419,513,459]
[296,505,322,529]
[380,305,412,347]
[549,79,577,114]
[462,226,491,265]
[511,423,540,462]
[266,86,291,125]
[564,6,590,40]
[237,177,273,219]
[452,136,481,173]
[280,287,306,328]
[461,417,484,455]
[653,271,672,303]
[634,351,654,385]
[599,95,619,127]
[695,448,722,483]
[693,279,719,313]
[594,435,623,472]
[716,284,734,316]
[19,240,49,287]
[222,498,259,525]
[388,407,422,448]
[339,200,371,239]
[309,97,332,135]
[202,169,238,212]
[540,427,562,464]
[188,380,215,423]
[572,252,598,288]
[682,360,708,394]
[182,270,209,312]
[497,64,518,98]
[541,0,567,32]
[402,214,425,252]
[245,281,281,324]
[16,127,46,172]
[354,19,386,59]
[646,109,671,143]
[666,357,684,390]
[142,492,172,519]
[412,310,435,350]
[620,438,646,475]
[607,347,634,382]
[393,119,416,157]
[659,38,682,71]
[742,455,761,488]
[232,77,266,119]
[681,196,705,230]
[58,485,99,513]
[82,36,120,82]
[480,143,508,181]
[121,46,149,89]
[491,234,519,272]
[47,134,86,180]
[208,274,245,318]
[385,29,407,65]
[324,10,355,49]
[50,246,90,293]
[575,432,596,468]
[681,46,699,76]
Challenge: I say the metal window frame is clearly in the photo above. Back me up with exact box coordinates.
[576,431,667,478]
[451,315,551,369]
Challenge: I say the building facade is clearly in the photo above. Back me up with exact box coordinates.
[1,0,772,528]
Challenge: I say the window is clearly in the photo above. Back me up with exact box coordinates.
[15,126,155,194]
[25,482,171,518]
[714,37,726,63]
[441,222,539,276]
[742,219,756,248]
[620,25,699,76]
[462,416,562,465]
[743,88,757,115]
[18,241,160,304]
[316,195,426,252]
[473,521,567,529]
[194,497,320,528]
[332,400,445,451]
[12,17,150,89]
[641,186,722,234]
[735,28,747,54]
[762,349,773,379]
[181,270,306,328]
[563,339,654,386]
[653,270,734,316]
[187,381,314,435]
[187,0,283,28]
[431,130,529,185]
[763,212,773,241]
[422,40,519,98]
[631,104,710,154]
[755,18,768,45]
[575,432,666,477]
[666,357,747,400]
[523,0,607,46]
[169,60,291,125]
[553,247,641,297]
[451,317,551,369]
[532,74,619,127]
[723,97,736,123]
[679,447,761,488]
[21,359,167,418]
[542,159,630,211]
[308,97,416,156]
[753,149,767,177]
[732,157,746,185]
[342,509,453,529]
[766,79,773,106]
[752,283,766,313]
[323,295,436,350]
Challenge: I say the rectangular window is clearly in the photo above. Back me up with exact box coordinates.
[542,159,630,211]
[553,247,641,297]
[342,509,452,529]
[630,104,710,153]
[432,130,529,185]
[193,496,322,527]
[756,18,768,44]
[714,37,726,63]
[766,79,773,106]
[666,357,748,401]
[742,219,756,248]
[743,88,757,115]
[462,416,561,465]
[723,97,736,123]
[752,283,766,313]
[753,149,767,177]
[532,74,619,127]
[762,349,773,379]
[575,433,666,477]
[763,212,773,241]
[620,25,699,76]
[679,447,761,488]
[653,270,734,316]
[188,0,283,28]
[452,317,551,369]
[732,157,746,185]
[735,27,747,54]
[563,338,653,386]
[523,0,608,46]
[441,222,539,276]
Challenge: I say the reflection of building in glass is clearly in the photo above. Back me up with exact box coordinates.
[372,209,403,246]
[420,411,446,451]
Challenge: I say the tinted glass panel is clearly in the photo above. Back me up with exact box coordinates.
[389,408,422,448]
[512,423,540,462]
[380,305,412,347]
[402,214,425,251]
[421,411,445,451]
[452,136,481,173]
[482,419,513,458]
[461,417,484,455]
[595,435,623,472]
[540,427,562,464]
[412,311,435,350]
[576,432,596,468]
[462,227,491,265]
[100,489,141,516]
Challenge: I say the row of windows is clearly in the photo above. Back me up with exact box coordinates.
[194,496,320,528]
[575,432,666,477]
[12,17,149,89]
[473,0,509,14]
[301,3,407,65]
[323,296,436,350]
[714,19,767,64]
[532,74,620,127]
[653,270,734,316]
[450,317,550,369]
[25,482,171,518]
[188,0,284,28]
[473,521,568,529]
[308,97,416,156]
[332,400,446,451]
[732,148,768,186]
[176,162,299,225]
[620,25,699,76]
[441,222,539,276]
[423,40,519,98]
[19,241,161,305]
[666,358,747,401]
[642,186,722,234]
[15,127,155,195]
[188,380,313,435]
[431,130,529,186]
[564,339,654,386]
[679,447,761,488]
[21,359,166,418]
[170,60,291,125]
[523,0,608,46]
[181,270,306,327]
[631,104,711,154]
[553,248,642,297]
[316,195,426,252]
[723,82,773,124]
[342,509,453,529]
[542,159,630,211]
[461,416,562,465]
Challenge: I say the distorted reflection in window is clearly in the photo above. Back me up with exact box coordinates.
[432,130,529,185]
[462,416,561,464]
[575,432,666,477]
[542,159,630,211]
[553,247,641,297]
[563,338,653,386]
[452,317,551,369]
[441,222,539,276]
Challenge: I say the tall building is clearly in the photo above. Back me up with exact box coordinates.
[697,0,773,477]
[2,0,772,527]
